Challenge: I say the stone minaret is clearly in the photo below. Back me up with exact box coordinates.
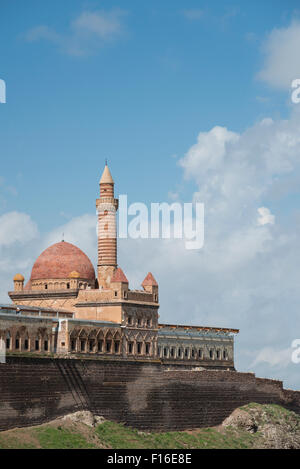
[96,163,119,289]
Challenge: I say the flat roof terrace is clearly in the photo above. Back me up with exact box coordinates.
[0,304,74,318]
[158,323,239,334]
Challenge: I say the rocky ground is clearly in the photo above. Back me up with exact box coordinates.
[0,403,299,449]
[222,402,300,449]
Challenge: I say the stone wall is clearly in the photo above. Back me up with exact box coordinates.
[0,356,300,432]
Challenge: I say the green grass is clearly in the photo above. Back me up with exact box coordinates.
[0,403,298,449]
[95,420,260,449]
[0,421,259,449]
[0,438,36,449]
[33,427,96,449]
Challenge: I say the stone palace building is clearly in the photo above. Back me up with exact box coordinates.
[0,164,238,369]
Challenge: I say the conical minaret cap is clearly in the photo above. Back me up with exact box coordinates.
[111,267,129,283]
[100,163,114,184]
[142,272,158,287]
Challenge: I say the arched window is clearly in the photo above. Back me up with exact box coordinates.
[24,334,29,351]
[113,332,121,354]
[70,330,78,352]
[6,332,11,350]
[105,331,113,353]
[97,338,103,352]
[114,341,120,353]
[97,331,104,353]
[79,330,87,352]
[89,340,94,352]
[35,337,40,351]
[80,339,86,352]
[15,335,20,350]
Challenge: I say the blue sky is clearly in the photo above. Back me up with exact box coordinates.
[0,0,297,227]
[2,1,300,388]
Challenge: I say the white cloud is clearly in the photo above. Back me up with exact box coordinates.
[257,207,275,226]
[25,9,127,56]
[168,191,179,201]
[26,25,61,44]
[0,212,38,247]
[43,214,97,265]
[179,126,239,182]
[250,347,292,368]
[0,212,39,302]
[72,10,125,39]
[257,20,300,89]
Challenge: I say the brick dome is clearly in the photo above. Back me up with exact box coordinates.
[30,241,95,281]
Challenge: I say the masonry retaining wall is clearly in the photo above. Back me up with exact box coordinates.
[0,356,299,431]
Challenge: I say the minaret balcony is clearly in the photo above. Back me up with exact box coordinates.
[96,197,119,210]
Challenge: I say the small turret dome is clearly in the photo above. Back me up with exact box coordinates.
[13,273,24,282]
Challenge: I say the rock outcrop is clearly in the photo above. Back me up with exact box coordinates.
[222,403,300,449]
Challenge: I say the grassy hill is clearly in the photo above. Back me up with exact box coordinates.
[0,403,299,449]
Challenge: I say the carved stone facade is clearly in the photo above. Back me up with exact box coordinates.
[0,310,55,354]
[157,325,235,370]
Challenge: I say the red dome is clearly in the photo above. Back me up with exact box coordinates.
[30,241,95,281]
